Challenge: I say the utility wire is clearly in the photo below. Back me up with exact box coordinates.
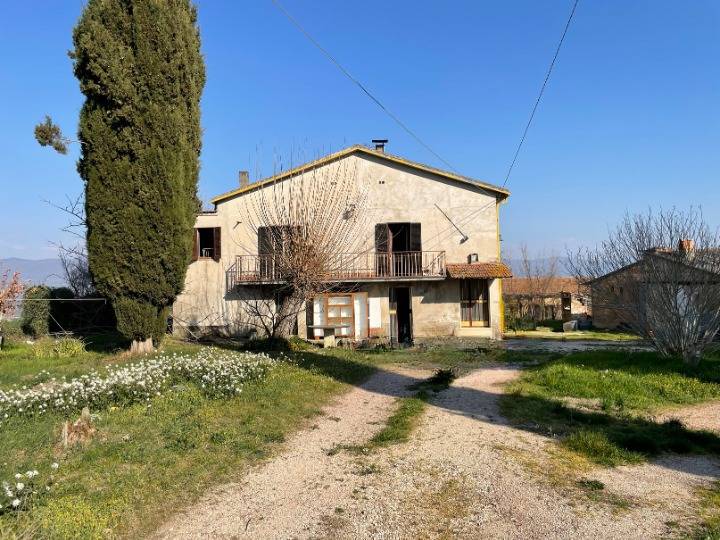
[502,0,579,187]
[270,0,459,173]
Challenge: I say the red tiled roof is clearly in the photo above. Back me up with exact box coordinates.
[503,277,583,296]
[446,262,513,279]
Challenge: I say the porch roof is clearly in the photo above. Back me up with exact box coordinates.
[446,262,513,279]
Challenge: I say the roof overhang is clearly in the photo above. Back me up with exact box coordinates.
[446,262,513,279]
[210,145,510,205]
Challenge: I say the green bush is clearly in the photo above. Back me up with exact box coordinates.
[0,319,24,340]
[32,336,87,359]
[21,286,51,337]
[539,319,564,332]
[506,316,536,332]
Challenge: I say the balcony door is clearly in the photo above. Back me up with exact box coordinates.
[375,223,421,277]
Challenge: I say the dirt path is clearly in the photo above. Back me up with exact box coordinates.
[155,366,719,539]
[656,401,720,433]
[154,366,431,539]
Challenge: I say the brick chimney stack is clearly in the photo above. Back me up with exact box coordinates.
[372,139,388,153]
[239,170,249,188]
[678,239,695,254]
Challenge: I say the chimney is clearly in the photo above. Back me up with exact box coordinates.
[239,170,249,188]
[678,238,695,254]
[372,139,388,153]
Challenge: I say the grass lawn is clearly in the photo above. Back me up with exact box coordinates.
[0,336,201,389]
[501,349,720,467]
[504,329,640,341]
[0,341,379,539]
[0,336,535,537]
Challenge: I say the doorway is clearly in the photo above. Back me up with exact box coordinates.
[374,223,422,277]
[389,286,413,344]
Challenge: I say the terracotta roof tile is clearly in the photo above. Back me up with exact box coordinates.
[446,262,513,279]
[503,277,583,296]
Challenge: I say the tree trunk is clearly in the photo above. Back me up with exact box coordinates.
[130,337,154,355]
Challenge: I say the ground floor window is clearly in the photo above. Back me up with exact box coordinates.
[460,279,490,327]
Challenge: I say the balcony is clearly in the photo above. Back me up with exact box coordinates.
[227,251,446,287]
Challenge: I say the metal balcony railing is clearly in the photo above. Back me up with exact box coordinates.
[226,251,446,287]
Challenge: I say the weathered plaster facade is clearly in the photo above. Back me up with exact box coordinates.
[173,145,510,341]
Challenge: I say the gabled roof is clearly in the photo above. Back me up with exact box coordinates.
[584,250,720,286]
[210,145,510,205]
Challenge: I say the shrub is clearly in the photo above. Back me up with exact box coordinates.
[21,286,51,337]
[506,315,536,332]
[32,337,87,359]
[539,319,564,332]
[0,319,23,340]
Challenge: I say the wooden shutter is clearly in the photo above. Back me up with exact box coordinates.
[258,227,271,254]
[375,223,389,252]
[409,223,421,251]
[213,227,221,261]
[191,229,199,261]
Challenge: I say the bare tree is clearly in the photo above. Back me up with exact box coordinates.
[0,269,24,349]
[235,159,369,338]
[505,244,560,323]
[569,208,720,364]
[59,245,94,297]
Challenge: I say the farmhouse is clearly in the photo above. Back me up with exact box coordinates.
[503,276,590,323]
[588,240,720,330]
[173,143,512,343]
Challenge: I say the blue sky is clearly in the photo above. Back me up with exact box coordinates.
[1,0,718,261]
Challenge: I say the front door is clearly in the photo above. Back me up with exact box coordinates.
[389,286,413,344]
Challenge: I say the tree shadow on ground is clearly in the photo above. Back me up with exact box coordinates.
[303,347,720,474]
[197,336,720,476]
[74,330,130,353]
[528,348,720,385]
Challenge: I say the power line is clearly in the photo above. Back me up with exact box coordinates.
[502,0,580,187]
[269,0,459,173]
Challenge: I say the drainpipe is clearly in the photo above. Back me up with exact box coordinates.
[496,197,507,338]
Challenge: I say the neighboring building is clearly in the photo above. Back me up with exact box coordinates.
[503,277,589,322]
[587,241,720,330]
[173,143,511,342]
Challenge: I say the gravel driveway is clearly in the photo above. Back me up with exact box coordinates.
[155,365,719,539]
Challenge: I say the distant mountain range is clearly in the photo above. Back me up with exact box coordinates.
[0,258,66,287]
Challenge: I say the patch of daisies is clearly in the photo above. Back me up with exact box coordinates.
[0,463,58,515]
[0,349,276,425]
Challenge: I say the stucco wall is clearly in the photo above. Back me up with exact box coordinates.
[173,151,505,339]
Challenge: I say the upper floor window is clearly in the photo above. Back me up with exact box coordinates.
[192,227,221,262]
[258,226,302,255]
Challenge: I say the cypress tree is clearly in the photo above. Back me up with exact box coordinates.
[72,0,205,353]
